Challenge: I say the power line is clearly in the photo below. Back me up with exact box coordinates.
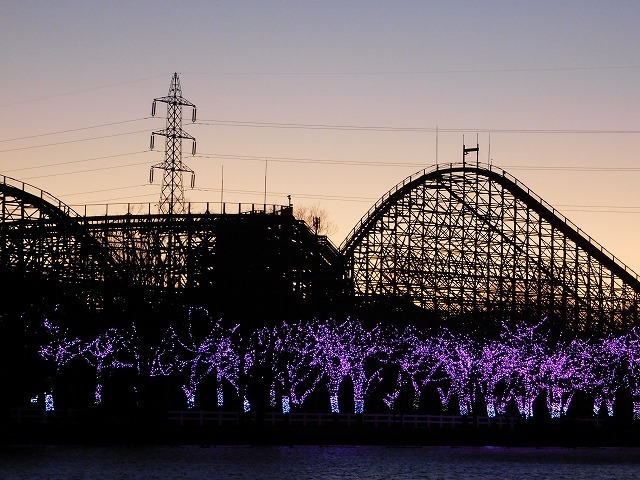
[183,65,640,76]
[66,185,640,212]
[22,160,151,180]
[2,66,635,109]
[0,75,167,108]
[196,119,640,135]
[8,148,639,181]
[1,150,150,173]
[194,152,640,172]
[72,192,159,204]
[504,165,640,172]
[60,184,150,197]
[0,117,155,144]
[557,204,640,209]
[0,130,152,153]
[193,186,375,203]
[193,152,425,168]
[561,209,640,214]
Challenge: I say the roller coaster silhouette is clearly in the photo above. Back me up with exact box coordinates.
[0,161,638,336]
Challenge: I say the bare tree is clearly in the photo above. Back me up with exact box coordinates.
[293,204,338,236]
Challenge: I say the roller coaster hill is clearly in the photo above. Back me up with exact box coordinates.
[3,153,640,428]
[2,155,640,335]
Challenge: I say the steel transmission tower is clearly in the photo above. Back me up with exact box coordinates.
[150,73,197,214]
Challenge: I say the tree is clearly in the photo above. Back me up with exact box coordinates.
[293,204,338,237]
[150,309,241,409]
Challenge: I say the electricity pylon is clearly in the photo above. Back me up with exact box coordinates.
[150,72,197,215]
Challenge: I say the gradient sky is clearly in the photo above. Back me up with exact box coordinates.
[2,1,640,269]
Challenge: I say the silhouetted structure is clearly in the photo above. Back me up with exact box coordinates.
[341,162,640,335]
[2,159,640,334]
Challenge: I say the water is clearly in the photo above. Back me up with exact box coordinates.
[1,445,640,479]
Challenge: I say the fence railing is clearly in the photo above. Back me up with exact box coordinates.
[166,411,527,429]
[7,408,606,430]
[2,175,80,218]
[74,202,291,218]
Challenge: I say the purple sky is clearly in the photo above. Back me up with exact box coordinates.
[2,1,640,268]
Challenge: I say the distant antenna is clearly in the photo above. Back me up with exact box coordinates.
[149,73,197,215]
[221,164,224,207]
[263,158,268,207]
[463,134,479,166]
[435,125,439,166]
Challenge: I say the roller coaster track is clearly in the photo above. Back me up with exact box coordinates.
[341,162,640,333]
[0,175,122,289]
[0,174,342,318]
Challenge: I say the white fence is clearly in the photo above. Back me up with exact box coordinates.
[166,411,524,429]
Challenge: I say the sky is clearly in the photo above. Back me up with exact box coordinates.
[2,1,640,269]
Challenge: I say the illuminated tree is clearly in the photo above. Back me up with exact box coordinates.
[624,329,640,420]
[151,309,240,409]
[437,332,479,415]
[539,338,595,418]
[271,321,322,413]
[84,326,140,405]
[478,333,518,418]
[383,326,444,411]
[310,318,387,414]
[592,335,629,416]
[38,317,88,411]
[499,321,547,419]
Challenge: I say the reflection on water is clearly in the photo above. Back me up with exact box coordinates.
[1,445,640,480]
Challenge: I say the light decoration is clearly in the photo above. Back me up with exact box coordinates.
[39,318,87,369]
[36,311,640,421]
[39,317,141,409]
[310,318,389,414]
[38,317,89,412]
[151,308,240,410]
[623,329,640,420]
[269,384,277,408]
[217,385,224,408]
[243,326,274,412]
[478,334,516,418]
[282,395,291,414]
[85,326,140,406]
[539,338,594,418]
[498,321,548,419]
[329,395,339,414]
[44,392,54,412]
[272,321,322,412]
[591,334,628,417]
[437,331,479,416]
[383,326,445,412]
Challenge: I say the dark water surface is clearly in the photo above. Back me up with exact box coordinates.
[1,445,640,479]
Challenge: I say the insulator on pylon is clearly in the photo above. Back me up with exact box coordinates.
[150,134,155,150]
[192,141,196,155]
[190,173,196,188]
[152,100,156,117]
[149,168,154,183]
[192,108,197,123]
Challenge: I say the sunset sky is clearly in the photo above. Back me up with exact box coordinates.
[2,2,640,269]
